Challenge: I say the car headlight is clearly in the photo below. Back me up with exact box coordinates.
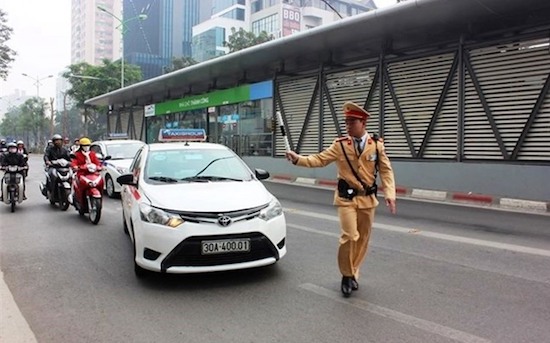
[259,199,283,221]
[115,166,127,174]
[139,203,184,228]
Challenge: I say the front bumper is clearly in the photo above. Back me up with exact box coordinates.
[133,214,286,274]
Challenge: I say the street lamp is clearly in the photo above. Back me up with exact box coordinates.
[97,5,147,88]
[21,73,53,97]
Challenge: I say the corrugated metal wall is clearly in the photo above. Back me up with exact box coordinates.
[274,35,550,164]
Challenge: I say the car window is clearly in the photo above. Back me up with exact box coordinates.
[130,149,143,174]
[144,148,252,181]
[91,145,102,154]
[106,142,144,160]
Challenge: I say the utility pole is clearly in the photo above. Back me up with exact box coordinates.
[50,97,55,137]
[63,92,69,139]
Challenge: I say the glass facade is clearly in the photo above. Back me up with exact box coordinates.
[145,82,274,156]
[252,13,279,36]
[192,27,226,62]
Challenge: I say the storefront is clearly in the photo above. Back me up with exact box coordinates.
[144,80,273,156]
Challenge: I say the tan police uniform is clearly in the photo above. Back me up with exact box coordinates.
[294,102,396,281]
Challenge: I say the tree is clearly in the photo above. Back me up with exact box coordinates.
[224,27,274,53]
[0,98,48,148]
[163,56,198,73]
[0,9,17,80]
[62,59,142,140]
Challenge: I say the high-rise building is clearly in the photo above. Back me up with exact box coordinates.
[192,0,248,63]
[123,0,202,80]
[250,0,376,38]
[71,0,122,65]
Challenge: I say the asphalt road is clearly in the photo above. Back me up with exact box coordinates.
[1,155,549,343]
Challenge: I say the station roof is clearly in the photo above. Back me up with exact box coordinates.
[85,0,550,108]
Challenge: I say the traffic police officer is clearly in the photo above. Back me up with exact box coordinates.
[285,101,397,297]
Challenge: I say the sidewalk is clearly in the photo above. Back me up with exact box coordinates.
[268,174,550,214]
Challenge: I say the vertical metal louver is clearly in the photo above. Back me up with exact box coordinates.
[275,76,318,156]
[465,38,550,160]
[132,108,145,140]
[323,67,378,149]
[120,112,130,135]
[384,53,456,158]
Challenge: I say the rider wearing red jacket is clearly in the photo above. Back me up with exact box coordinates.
[71,137,102,175]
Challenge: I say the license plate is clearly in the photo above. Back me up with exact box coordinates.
[201,239,250,255]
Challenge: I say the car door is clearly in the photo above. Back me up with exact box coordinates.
[122,148,144,239]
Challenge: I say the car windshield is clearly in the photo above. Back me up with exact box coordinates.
[105,142,144,160]
[144,148,253,182]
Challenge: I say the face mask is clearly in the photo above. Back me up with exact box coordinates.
[8,148,17,154]
[82,146,90,152]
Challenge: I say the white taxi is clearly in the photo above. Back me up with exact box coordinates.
[90,139,145,197]
[117,129,286,277]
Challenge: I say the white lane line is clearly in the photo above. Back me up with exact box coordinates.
[300,283,491,343]
[284,208,550,258]
[0,271,37,343]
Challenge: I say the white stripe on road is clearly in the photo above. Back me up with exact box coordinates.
[300,283,491,343]
[284,208,550,258]
[0,271,37,343]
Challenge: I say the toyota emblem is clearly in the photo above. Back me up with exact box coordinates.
[218,215,232,227]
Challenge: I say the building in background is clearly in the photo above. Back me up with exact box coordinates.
[71,0,122,65]
[192,0,248,63]
[251,0,376,37]
[123,0,202,80]
[0,90,33,122]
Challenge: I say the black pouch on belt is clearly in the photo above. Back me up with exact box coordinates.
[337,179,357,200]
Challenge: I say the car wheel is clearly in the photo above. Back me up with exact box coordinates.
[105,175,116,198]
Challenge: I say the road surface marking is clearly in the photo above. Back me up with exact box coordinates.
[300,283,491,343]
[0,271,37,343]
[285,208,550,258]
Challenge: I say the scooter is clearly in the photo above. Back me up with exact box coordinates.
[72,163,104,225]
[40,158,73,211]
[1,165,26,212]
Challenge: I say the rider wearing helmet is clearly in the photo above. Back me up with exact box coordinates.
[71,137,101,173]
[71,137,102,204]
[70,138,80,154]
[42,134,71,197]
[0,142,28,201]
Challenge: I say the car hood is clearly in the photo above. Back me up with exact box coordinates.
[141,180,274,212]
[105,159,133,170]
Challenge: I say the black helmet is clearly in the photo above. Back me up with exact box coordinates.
[52,134,63,141]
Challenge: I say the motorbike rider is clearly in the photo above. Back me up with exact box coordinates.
[71,137,102,203]
[70,138,80,153]
[42,134,71,197]
[0,142,28,201]
[0,138,7,161]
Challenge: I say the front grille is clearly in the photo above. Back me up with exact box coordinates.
[174,204,269,225]
[161,232,279,270]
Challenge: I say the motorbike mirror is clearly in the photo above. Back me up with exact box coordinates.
[117,173,136,186]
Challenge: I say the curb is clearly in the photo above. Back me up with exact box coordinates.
[268,175,550,214]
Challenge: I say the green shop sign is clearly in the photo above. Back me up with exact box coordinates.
[152,85,250,116]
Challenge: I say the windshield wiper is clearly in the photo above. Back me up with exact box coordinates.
[179,176,211,182]
[193,156,234,176]
[182,175,244,182]
[148,176,179,183]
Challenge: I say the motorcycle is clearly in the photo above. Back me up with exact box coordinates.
[40,158,73,211]
[1,165,26,212]
[72,163,104,225]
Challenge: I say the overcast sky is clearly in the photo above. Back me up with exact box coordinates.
[0,0,397,103]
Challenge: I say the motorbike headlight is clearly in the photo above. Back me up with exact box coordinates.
[259,199,283,221]
[139,203,184,228]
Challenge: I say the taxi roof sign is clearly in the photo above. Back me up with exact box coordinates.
[107,132,129,140]
[158,129,207,142]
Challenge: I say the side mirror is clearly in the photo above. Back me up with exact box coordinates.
[255,168,270,180]
[117,173,137,186]
[104,155,112,161]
